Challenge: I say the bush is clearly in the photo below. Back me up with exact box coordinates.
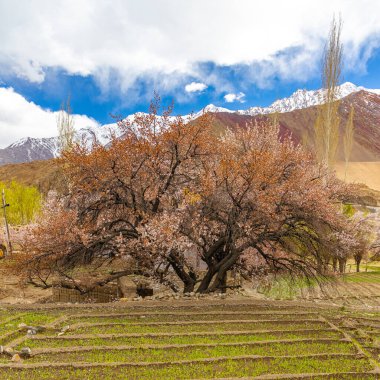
[0,181,42,225]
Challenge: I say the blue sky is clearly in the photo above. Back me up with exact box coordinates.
[0,0,380,147]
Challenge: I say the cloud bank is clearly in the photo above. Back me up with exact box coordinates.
[0,87,100,148]
[0,0,379,94]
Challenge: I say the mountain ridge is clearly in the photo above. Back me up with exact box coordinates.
[1,82,379,166]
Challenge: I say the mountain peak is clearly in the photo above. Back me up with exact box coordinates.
[203,104,234,113]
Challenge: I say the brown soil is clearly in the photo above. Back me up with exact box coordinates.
[0,266,51,304]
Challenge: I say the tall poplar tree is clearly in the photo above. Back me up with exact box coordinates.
[314,16,343,168]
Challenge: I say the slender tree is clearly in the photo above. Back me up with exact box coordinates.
[343,105,355,181]
[57,96,75,153]
[314,16,343,168]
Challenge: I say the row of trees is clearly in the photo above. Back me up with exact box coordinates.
[16,98,369,293]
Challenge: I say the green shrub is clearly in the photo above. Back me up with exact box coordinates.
[0,180,42,225]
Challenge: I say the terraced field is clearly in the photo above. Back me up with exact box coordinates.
[1,300,380,379]
[294,271,380,308]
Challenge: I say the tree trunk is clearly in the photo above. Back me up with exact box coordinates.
[167,250,196,293]
[208,268,228,293]
[355,256,361,273]
[184,281,195,293]
[332,257,338,272]
[196,267,216,293]
[316,256,324,274]
[338,257,346,274]
[207,250,240,293]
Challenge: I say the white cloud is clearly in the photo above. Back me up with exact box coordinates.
[185,82,207,93]
[0,1,379,91]
[224,92,246,103]
[0,87,100,148]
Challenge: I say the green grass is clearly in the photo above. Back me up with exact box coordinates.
[344,272,380,283]
[65,312,317,325]
[66,320,328,335]
[0,356,372,380]
[0,301,378,379]
[18,329,343,349]
[257,275,321,299]
[24,341,356,364]
[0,312,57,340]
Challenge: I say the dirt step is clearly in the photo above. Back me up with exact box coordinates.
[28,337,349,355]
[23,327,341,341]
[0,352,361,369]
[68,318,326,329]
[65,311,320,319]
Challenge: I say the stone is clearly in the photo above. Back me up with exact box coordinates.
[11,354,21,362]
[118,276,137,298]
[18,323,27,329]
[20,347,31,358]
[136,287,153,298]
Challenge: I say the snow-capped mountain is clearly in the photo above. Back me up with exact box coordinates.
[192,82,380,117]
[238,82,380,116]
[193,104,235,119]
[0,124,123,166]
[0,137,59,166]
[1,82,379,166]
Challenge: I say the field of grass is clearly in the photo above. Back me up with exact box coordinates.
[1,300,380,379]
[259,267,380,308]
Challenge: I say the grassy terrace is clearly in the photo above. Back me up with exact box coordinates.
[0,356,374,379]
[18,329,343,349]
[63,311,319,324]
[65,320,329,335]
[0,300,380,379]
[0,312,58,342]
[8,341,357,364]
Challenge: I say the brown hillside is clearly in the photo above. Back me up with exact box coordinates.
[335,161,380,192]
[0,159,65,194]
[214,91,380,162]
[280,91,380,161]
